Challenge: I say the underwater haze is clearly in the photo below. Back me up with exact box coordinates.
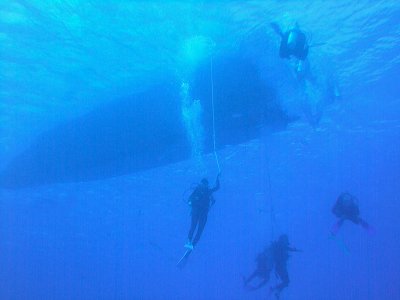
[1,1,400,299]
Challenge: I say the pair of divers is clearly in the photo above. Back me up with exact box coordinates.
[243,234,301,299]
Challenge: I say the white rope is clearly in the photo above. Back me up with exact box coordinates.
[264,140,276,240]
[266,159,275,239]
[210,57,221,173]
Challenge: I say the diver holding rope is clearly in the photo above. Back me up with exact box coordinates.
[184,173,221,250]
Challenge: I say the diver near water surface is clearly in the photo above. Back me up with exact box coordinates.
[331,192,371,235]
[243,234,301,299]
[271,22,312,81]
[271,22,309,61]
[184,173,220,250]
[271,21,341,128]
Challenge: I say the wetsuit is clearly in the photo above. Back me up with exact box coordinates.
[244,237,299,296]
[270,241,297,295]
[279,29,309,61]
[187,179,220,246]
[332,193,362,224]
[244,250,274,289]
[331,193,370,232]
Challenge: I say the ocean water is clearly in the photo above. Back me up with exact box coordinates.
[1,1,400,299]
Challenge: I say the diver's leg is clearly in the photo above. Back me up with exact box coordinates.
[252,271,271,290]
[188,211,200,242]
[331,218,345,235]
[244,270,258,286]
[192,212,208,246]
[272,264,289,295]
[358,218,373,232]
[244,270,270,291]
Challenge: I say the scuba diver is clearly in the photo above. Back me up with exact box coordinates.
[184,174,220,250]
[271,22,338,128]
[243,246,274,291]
[331,192,371,235]
[271,22,312,81]
[243,235,301,299]
[271,22,309,61]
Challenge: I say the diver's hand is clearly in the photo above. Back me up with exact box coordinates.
[291,247,303,252]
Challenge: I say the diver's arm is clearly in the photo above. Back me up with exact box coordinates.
[210,197,216,207]
[288,246,302,252]
[210,174,220,193]
[332,202,341,215]
[270,22,284,37]
[248,279,268,291]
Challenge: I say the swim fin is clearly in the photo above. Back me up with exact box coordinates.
[177,249,192,269]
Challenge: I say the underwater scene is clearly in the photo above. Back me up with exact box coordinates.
[1,1,400,299]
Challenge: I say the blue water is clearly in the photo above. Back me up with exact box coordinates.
[1,1,400,299]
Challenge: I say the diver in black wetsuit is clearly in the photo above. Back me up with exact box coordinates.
[271,22,309,61]
[243,247,274,290]
[271,22,311,82]
[331,192,371,235]
[185,174,220,250]
[244,235,301,299]
[270,235,301,299]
